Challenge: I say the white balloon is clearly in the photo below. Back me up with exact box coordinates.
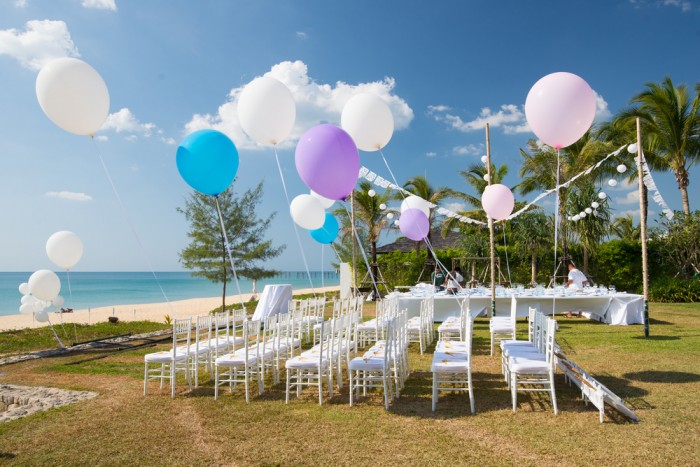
[367,189,376,197]
[33,300,47,312]
[617,164,627,173]
[18,282,29,295]
[35,311,50,323]
[483,174,490,182]
[608,179,618,187]
[21,295,32,305]
[400,195,430,217]
[585,207,593,214]
[593,210,599,217]
[379,203,387,210]
[387,212,394,219]
[341,93,394,151]
[572,215,580,221]
[567,216,573,221]
[309,190,335,209]
[628,143,638,154]
[52,295,65,308]
[35,58,110,136]
[238,76,296,146]
[591,202,599,209]
[480,155,488,164]
[598,192,607,200]
[290,194,325,230]
[19,303,34,315]
[46,230,83,270]
[394,220,400,226]
[580,211,587,218]
[28,269,61,302]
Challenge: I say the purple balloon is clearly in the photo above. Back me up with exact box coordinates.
[400,208,429,241]
[295,124,360,200]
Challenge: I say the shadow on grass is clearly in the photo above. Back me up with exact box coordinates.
[623,370,700,384]
[0,453,16,460]
[631,335,680,341]
[648,318,673,325]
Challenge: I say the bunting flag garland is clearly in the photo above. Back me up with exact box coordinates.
[641,151,674,220]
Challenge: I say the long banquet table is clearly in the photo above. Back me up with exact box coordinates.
[391,291,645,325]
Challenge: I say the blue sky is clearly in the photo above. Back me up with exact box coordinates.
[0,0,698,273]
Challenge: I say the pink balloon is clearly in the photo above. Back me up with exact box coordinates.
[524,72,597,149]
[400,208,429,241]
[481,184,515,221]
[295,124,360,200]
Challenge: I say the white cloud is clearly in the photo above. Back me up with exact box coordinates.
[452,143,484,156]
[444,202,466,213]
[618,188,640,205]
[0,20,79,70]
[15,0,27,8]
[426,151,437,158]
[429,103,530,134]
[46,191,92,202]
[296,31,308,39]
[100,108,161,141]
[594,92,612,122]
[662,0,692,11]
[81,0,117,11]
[95,135,109,141]
[184,60,414,150]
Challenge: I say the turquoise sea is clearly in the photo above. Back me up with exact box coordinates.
[0,271,339,317]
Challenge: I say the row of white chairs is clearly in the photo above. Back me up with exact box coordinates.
[407,297,434,354]
[289,297,326,341]
[348,307,409,410]
[432,299,475,413]
[144,308,247,398]
[500,308,559,414]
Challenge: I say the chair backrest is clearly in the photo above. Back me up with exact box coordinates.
[527,307,537,342]
[318,319,333,365]
[288,299,299,314]
[213,310,230,343]
[195,315,212,351]
[172,318,192,359]
[544,317,557,365]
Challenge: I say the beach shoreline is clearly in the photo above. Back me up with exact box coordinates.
[0,286,340,332]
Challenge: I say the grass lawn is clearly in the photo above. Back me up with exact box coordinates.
[0,303,698,465]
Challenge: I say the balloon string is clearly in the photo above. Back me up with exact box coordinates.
[502,222,512,287]
[552,147,561,316]
[273,147,316,298]
[45,313,65,348]
[343,204,380,298]
[91,138,173,313]
[321,245,325,291]
[214,197,245,308]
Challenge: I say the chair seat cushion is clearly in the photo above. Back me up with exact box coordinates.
[285,355,329,370]
[504,347,542,358]
[349,356,386,371]
[233,345,274,359]
[431,354,470,372]
[490,320,515,332]
[436,341,469,353]
[144,350,189,363]
[215,353,257,367]
[509,357,549,373]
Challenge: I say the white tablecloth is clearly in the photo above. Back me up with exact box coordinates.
[252,284,293,321]
[393,292,644,325]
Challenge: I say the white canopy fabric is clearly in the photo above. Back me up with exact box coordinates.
[252,284,293,321]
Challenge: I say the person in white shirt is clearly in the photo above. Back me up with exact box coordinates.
[566,263,589,289]
[446,267,464,294]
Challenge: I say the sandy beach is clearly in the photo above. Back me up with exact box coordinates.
[0,286,340,332]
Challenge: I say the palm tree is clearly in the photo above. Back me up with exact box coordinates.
[518,132,615,260]
[511,211,553,285]
[566,182,612,275]
[400,175,452,251]
[616,77,700,214]
[335,181,392,290]
[611,214,641,241]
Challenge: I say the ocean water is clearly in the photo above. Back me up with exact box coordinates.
[0,271,339,317]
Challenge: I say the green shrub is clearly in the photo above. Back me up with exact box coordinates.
[649,277,700,302]
[592,240,643,293]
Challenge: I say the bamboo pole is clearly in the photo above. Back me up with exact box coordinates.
[636,117,650,337]
[351,190,358,296]
[486,123,496,317]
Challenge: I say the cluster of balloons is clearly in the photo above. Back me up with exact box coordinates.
[18,231,83,322]
[568,197,606,222]
[289,192,340,245]
[396,195,430,241]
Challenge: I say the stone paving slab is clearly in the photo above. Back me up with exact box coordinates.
[0,384,98,423]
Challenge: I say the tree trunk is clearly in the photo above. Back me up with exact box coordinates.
[681,185,690,215]
[531,250,537,286]
[371,240,379,297]
[677,166,690,214]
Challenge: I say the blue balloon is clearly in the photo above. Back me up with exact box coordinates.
[176,129,239,195]
[310,213,339,244]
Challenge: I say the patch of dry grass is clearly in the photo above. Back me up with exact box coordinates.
[0,303,698,466]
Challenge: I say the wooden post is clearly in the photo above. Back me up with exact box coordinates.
[351,190,358,296]
[486,123,496,317]
[636,117,650,337]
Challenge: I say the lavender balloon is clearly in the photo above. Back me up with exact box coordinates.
[295,124,360,200]
[400,208,430,241]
